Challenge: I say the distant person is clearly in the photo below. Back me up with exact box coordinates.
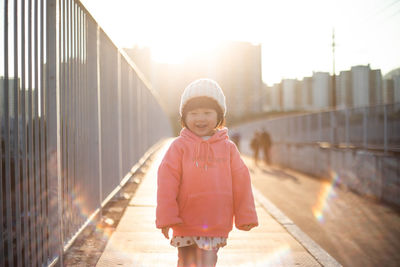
[250,130,261,166]
[156,78,258,267]
[260,129,272,165]
[231,132,241,151]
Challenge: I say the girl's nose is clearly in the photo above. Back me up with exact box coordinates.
[196,113,207,120]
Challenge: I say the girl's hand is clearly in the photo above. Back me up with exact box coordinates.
[239,223,257,231]
[161,227,170,239]
[161,223,182,239]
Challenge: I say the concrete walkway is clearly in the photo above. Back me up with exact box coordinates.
[96,140,341,266]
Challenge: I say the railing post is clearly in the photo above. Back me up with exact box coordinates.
[46,0,63,265]
[363,106,368,149]
[117,53,123,185]
[345,108,349,148]
[96,25,103,214]
[318,112,322,142]
[330,110,336,146]
[307,115,311,144]
[3,1,14,265]
[384,105,388,153]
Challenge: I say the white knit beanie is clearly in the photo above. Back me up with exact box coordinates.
[179,78,226,116]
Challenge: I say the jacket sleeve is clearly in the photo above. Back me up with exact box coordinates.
[230,142,259,228]
[156,140,184,228]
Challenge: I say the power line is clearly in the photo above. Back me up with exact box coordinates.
[371,0,400,18]
[378,5,400,23]
[350,0,400,27]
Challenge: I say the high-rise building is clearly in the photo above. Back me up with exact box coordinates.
[124,41,263,124]
[261,83,272,112]
[281,78,300,111]
[382,67,400,104]
[383,79,394,104]
[336,70,352,108]
[270,83,282,111]
[0,77,21,120]
[215,42,262,119]
[312,72,332,110]
[370,69,383,105]
[301,77,313,110]
[394,75,400,103]
[351,65,382,107]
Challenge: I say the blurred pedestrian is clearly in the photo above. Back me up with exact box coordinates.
[250,130,261,166]
[260,129,272,165]
[156,78,258,267]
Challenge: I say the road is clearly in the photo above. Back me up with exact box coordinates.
[245,157,400,267]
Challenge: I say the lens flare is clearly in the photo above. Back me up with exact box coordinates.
[67,187,114,245]
[312,171,340,222]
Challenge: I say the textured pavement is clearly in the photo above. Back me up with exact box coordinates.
[96,140,341,266]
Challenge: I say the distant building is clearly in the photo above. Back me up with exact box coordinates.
[301,77,313,110]
[394,75,400,103]
[282,79,301,111]
[261,83,272,112]
[270,83,282,111]
[312,72,332,110]
[336,70,352,108]
[123,46,152,83]
[124,41,263,123]
[0,77,32,148]
[294,79,302,109]
[351,65,382,108]
[370,69,383,105]
[0,77,21,120]
[382,67,400,104]
[383,79,394,104]
[215,42,263,118]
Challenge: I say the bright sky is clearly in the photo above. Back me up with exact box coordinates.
[81,0,400,85]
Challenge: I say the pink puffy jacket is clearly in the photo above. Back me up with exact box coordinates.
[156,128,258,238]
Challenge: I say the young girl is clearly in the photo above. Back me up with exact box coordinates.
[156,78,258,267]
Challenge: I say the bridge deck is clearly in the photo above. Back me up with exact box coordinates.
[96,140,340,266]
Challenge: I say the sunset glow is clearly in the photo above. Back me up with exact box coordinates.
[80,0,400,84]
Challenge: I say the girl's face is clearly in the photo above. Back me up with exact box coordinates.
[185,108,218,137]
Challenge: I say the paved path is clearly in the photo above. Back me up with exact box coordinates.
[96,140,341,266]
[245,157,400,267]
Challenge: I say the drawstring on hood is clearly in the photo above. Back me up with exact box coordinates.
[181,127,228,171]
[195,141,211,170]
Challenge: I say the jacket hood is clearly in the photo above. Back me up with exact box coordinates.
[179,127,229,170]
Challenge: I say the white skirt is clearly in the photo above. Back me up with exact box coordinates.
[170,236,227,251]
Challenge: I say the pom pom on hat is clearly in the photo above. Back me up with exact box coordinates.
[180,78,226,116]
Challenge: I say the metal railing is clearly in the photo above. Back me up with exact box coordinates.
[1,0,172,266]
[232,103,400,207]
[235,103,400,154]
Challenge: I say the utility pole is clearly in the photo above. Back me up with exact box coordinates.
[331,28,337,146]
[331,28,336,108]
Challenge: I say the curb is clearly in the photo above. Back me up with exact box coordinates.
[253,188,343,267]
